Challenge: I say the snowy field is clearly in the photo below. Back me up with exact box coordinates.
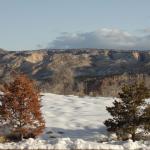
[41,93,114,141]
[0,93,150,149]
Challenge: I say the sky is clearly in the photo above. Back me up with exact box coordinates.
[0,0,150,50]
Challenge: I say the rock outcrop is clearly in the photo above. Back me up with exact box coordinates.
[0,48,150,96]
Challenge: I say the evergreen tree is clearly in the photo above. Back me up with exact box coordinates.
[104,82,150,141]
[0,74,45,140]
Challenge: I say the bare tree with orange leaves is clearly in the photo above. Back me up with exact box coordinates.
[0,74,45,141]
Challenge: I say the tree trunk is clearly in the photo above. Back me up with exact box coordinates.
[20,133,23,141]
[132,132,135,142]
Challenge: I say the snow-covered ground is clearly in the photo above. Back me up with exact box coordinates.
[41,93,114,141]
[1,93,150,149]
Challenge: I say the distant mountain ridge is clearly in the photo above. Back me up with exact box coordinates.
[0,48,150,96]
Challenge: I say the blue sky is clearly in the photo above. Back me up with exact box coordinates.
[0,0,150,50]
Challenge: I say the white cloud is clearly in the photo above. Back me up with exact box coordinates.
[48,28,150,50]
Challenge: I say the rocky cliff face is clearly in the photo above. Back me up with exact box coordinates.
[0,48,150,96]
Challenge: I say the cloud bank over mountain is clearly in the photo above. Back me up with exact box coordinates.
[48,28,150,50]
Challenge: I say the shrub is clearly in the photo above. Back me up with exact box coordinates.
[0,136,7,143]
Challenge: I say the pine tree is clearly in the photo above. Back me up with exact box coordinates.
[0,74,45,140]
[104,82,150,141]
